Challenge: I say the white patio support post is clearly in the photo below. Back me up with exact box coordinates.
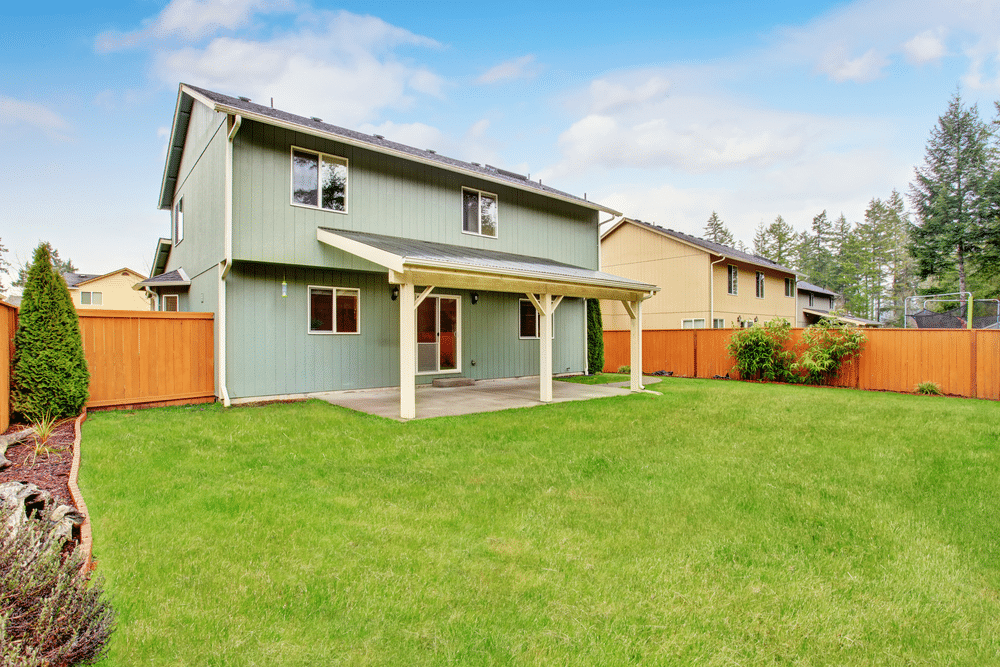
[399,282,416,419]
[622,298,643,392]
[525,293,564,403]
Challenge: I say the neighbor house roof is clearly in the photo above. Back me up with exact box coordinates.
[602,218,795,274]
[63,268,146,289]
[802,307,880,327]
[797,280,837,297]
[160,83,619,216]
[317,228,658,301]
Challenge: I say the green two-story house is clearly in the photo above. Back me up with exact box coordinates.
[140,83,657,418]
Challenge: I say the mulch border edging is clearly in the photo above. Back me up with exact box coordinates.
[68,410,92,573]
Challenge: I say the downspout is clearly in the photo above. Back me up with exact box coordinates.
[710,255,727,328]
[219,113,242,407]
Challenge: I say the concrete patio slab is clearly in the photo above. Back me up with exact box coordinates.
[308,376,651,420]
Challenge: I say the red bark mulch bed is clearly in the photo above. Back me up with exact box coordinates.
[1,419,76,509]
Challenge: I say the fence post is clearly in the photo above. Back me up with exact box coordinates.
[971,329,978,399]
[693,330,699,378]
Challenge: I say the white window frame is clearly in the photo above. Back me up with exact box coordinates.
[682,318,706,329]
[173,197,184,245]
[785,278,794,298]
[307,285,360,335]
[727,265,738,295]
[518,298,555,339]
[290,147,349,214]
[809,293,815,307]
[756,271,765,299]
[462,187,499,239]
[80,291,103,306]
[162,294,179,312]
[713,318,725,329]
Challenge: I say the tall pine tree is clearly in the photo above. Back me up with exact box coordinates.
[909,91,997,302]
[703,211,735,246]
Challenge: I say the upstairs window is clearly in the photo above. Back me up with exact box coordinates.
[785,278,794,297]
[727,265,738,295]
[292,148,348,213]
[173,198,184,245]
[809,293,815,307]
[462,188,498,238]
[756,272,765,299]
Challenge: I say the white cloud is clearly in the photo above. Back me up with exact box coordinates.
[816,47,889,83]
[588,75,671,113]
[476,55,539,84]
[152,10,443,127]
[0,96,70,140]
[903,30,948,65]
[96,0,295,51]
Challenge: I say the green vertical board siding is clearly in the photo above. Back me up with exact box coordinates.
[224,262,586,399]
[165,109,227,280]
[231,119,600,273]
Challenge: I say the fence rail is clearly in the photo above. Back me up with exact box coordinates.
[603,328,1000,400]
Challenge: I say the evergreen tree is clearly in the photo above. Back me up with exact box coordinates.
[11,243,77,288]
[766,215,796,266]
[703,211,735,246]
[11,242,90,421]
[586,298,605,374]
[909,91,997,302]
[752,221,770,257]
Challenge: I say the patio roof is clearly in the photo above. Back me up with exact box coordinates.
[317,228,659,302]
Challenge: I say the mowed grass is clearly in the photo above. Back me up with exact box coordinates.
[80,380,1000,665]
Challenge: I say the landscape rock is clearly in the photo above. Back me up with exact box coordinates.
[0,428,35,471]
[0,480,85,542]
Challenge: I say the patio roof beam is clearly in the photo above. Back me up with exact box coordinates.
[390,268,648,302]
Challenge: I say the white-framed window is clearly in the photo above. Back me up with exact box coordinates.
[308,286,359,334]
[291,147,348,213]
[727,265,738,295]
[682,318,706,329]
[785,278,794,297]
[162,295,178,312]
[173,198,184,245]
[809,293,815,307]
[519,299,555,339]
[80,291,103,306]
[713,318,725,329]
[462,187,498,238]
[756,272,765,299]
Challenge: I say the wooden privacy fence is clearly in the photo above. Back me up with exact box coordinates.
[77,310,215,409]
[604,328,1000,400]
[0,301,17,432]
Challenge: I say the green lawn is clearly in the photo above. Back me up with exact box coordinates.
[81,380,1000,665]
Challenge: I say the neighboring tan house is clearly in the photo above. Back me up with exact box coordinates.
[600,218,796,330]
[64,269,153,311]
[797,281,880,327]
[136,84,657,418]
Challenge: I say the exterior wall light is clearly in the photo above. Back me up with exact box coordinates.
[391,286,399,301]
[471,292,479,305]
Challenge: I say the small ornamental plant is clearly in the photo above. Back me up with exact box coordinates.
[11,242,90,422]
[793,316,866,385]
[916,381,944,395]
[586,298,605,375]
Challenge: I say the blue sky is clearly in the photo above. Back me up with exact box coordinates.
[3,0,1000,291]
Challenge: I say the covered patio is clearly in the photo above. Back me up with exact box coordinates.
[317,228,660,419]
[308,375,660,421]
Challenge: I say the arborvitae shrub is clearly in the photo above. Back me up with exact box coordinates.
[11,242,90,421]
[586,298,605,374]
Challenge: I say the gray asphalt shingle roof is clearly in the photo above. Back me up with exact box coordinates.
[320,228,658,292]
[797,280,837,296]
[62,272,102,288]
[166,84,609,214]
[135,269,190,286]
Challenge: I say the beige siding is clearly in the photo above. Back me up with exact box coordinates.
[71,272,154,311]
[600,222,795,330]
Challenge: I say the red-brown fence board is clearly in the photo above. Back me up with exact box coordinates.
[604,327,1000,400]
[0,301,17,432]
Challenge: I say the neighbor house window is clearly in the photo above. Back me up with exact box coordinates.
[809,293,815,307]
[462,188,498,238]
[162,295,178,312]
[785,278,794,297]
[713,318,725,329]
[727,265,738,295]
[756,272,765,299]
[682,319,706,329]
[309,286,359,334]
[519,299,554,339]
[292,148,348,212]
[80,291,103,306]
[173,198,184,245]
